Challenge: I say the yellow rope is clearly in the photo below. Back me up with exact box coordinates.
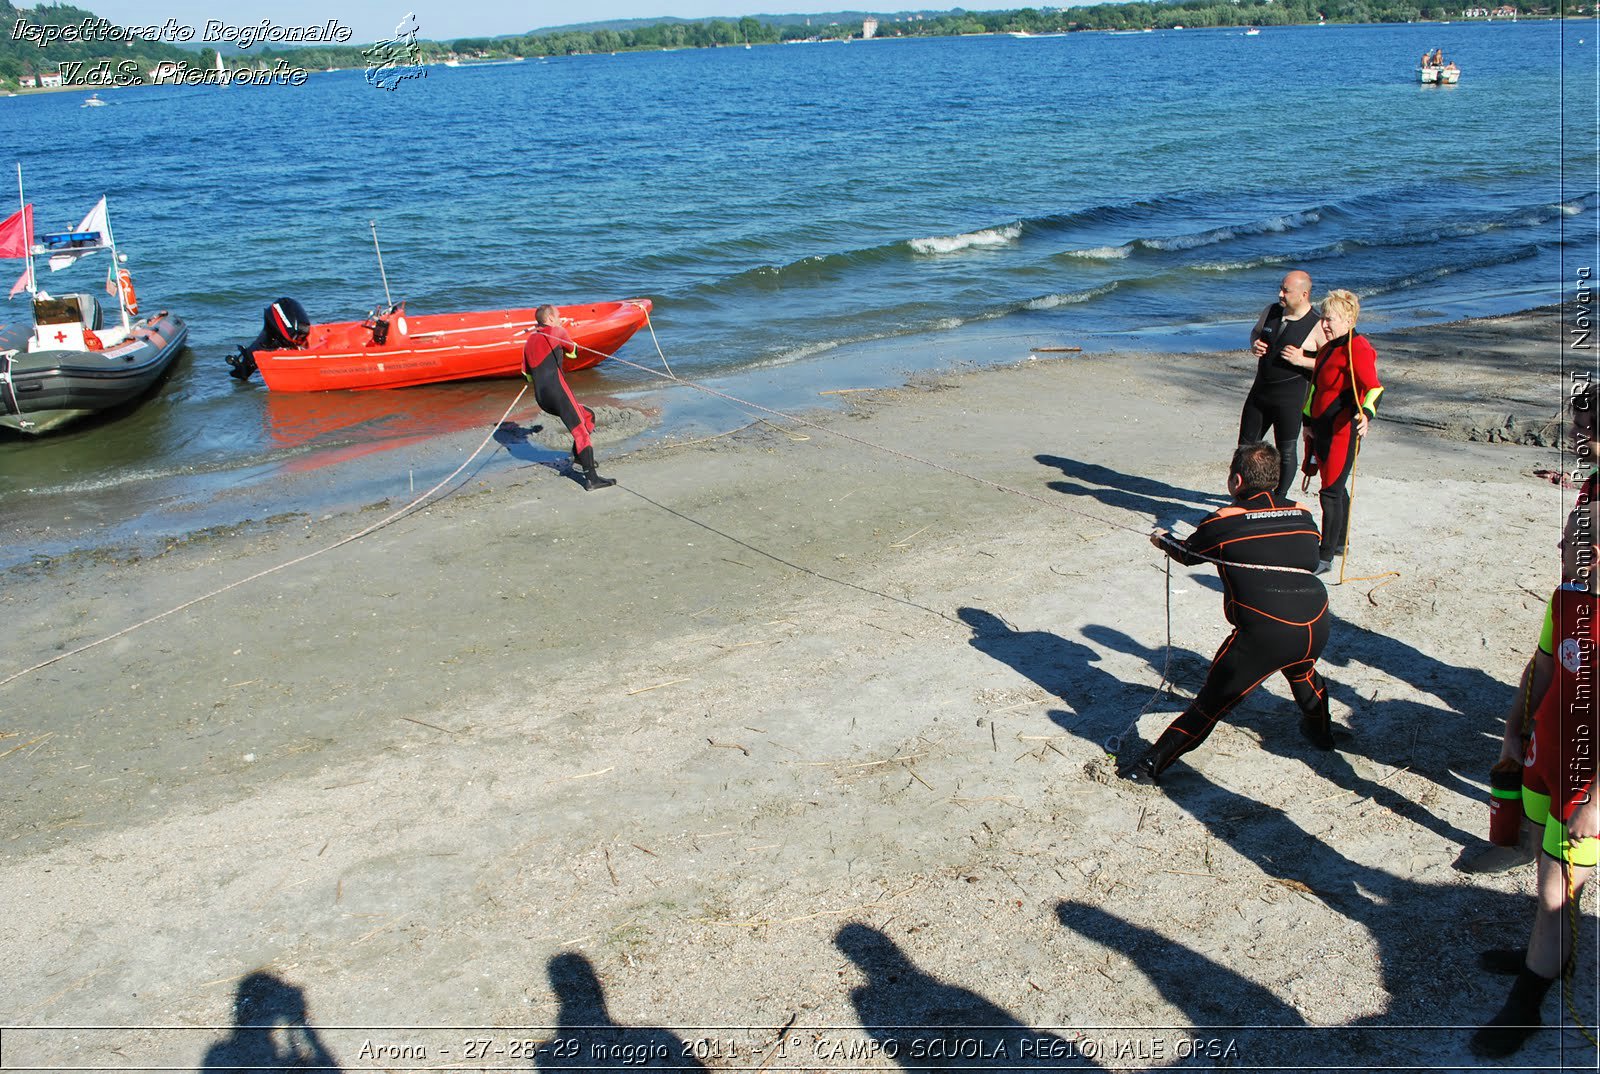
[1331,332,1400,589]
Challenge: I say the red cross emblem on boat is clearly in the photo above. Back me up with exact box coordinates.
[53,330,67,343]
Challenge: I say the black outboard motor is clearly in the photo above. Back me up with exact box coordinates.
[227,297,312,381]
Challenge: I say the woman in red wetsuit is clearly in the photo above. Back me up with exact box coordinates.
[1301,289,1383,573]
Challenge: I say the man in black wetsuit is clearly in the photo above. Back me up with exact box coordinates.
[1239,270,1327,501]
[523,305,616,492]
[1119,442,1335,784]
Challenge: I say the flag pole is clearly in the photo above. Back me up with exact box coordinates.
[15,163,35,297]
[101,198,129,330]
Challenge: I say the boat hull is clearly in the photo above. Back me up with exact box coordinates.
[250,299,653,392]
[0,311,188,434]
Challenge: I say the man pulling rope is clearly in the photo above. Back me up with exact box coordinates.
[1119,442,1336,784]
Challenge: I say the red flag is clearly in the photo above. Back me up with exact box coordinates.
[0,204,33,259]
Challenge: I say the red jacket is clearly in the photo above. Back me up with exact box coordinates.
[1304,332,1383,426]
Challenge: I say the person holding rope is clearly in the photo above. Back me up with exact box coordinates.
[1470,497,1599,1059]
[1239,270,1327,502]
[1119,442,1335,784]
[524,305,616,492]
[1301,289,1383,575]
[1458,385,1600,875]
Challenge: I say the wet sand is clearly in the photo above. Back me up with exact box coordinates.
[1,307,1594,1070]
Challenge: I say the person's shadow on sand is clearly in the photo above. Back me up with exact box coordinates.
[199,971,340,1073]
[495,422,604,489]
[958,607,1139,734]
[1081,599,1485,849]
[835,923,1087,1069]
[1037,454,1226,525]
[1098,764,1596,1063]
[536,952,706,1071]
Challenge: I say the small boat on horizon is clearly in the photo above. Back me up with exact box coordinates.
[1244,26,1261,35]
[81,93,107,106]
[0,184,188,434]
[227,297,653,392]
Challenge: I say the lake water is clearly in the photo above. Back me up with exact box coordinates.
[0,21,1590,562]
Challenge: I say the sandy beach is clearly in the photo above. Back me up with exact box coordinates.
[2,307,1594,1071]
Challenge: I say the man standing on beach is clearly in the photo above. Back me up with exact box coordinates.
[1120,443,1334,783]
[523,305,616,492]
[1239,270,1327,501]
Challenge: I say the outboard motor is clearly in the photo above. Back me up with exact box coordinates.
[227,297,312,381]
[365,301,404,347]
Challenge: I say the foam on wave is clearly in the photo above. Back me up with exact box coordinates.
[908,223,1024,255]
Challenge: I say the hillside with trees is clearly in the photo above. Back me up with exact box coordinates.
[1,0,1560,91]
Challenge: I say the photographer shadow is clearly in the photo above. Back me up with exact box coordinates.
[836,922,1089,1069]
[199,971,341,1073]
[535,952,707,1071]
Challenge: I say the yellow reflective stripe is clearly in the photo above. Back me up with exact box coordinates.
[1360,385,1384,415]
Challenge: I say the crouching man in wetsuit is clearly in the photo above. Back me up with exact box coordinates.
[523,305,616,491]
[1119,442,1334,784]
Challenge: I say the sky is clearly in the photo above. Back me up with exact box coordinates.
[63,1,936,45]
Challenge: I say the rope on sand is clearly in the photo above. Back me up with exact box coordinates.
[0,386,530,690]
[587,315,1355,757]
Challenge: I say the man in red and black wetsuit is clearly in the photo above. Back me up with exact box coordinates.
[524,305,616,492]
[1302,289,1383,573]
[1119,442,1334,784]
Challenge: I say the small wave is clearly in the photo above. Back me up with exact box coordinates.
[1192,252,1296,273]
[1358,244,1543,299]
[1137,210,1323,253]
[767,339,844,364]
[908,223,1023,255]
[1024,281,1120,310]
[1560,192,1599,215]
[1065,245,1132,260]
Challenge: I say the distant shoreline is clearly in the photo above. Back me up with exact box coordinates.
[1,12,1563,93]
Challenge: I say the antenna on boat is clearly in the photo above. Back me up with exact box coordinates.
[369,220,394,310]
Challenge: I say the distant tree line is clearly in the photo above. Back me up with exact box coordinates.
[0,1,209,86]
[0,0,1569,90]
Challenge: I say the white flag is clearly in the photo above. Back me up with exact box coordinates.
[47,196,108,271]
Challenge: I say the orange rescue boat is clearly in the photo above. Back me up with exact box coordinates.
[228,298,653,392]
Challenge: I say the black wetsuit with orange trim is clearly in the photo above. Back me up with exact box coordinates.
[1154,490,1330,771]
[523,323,597,469]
